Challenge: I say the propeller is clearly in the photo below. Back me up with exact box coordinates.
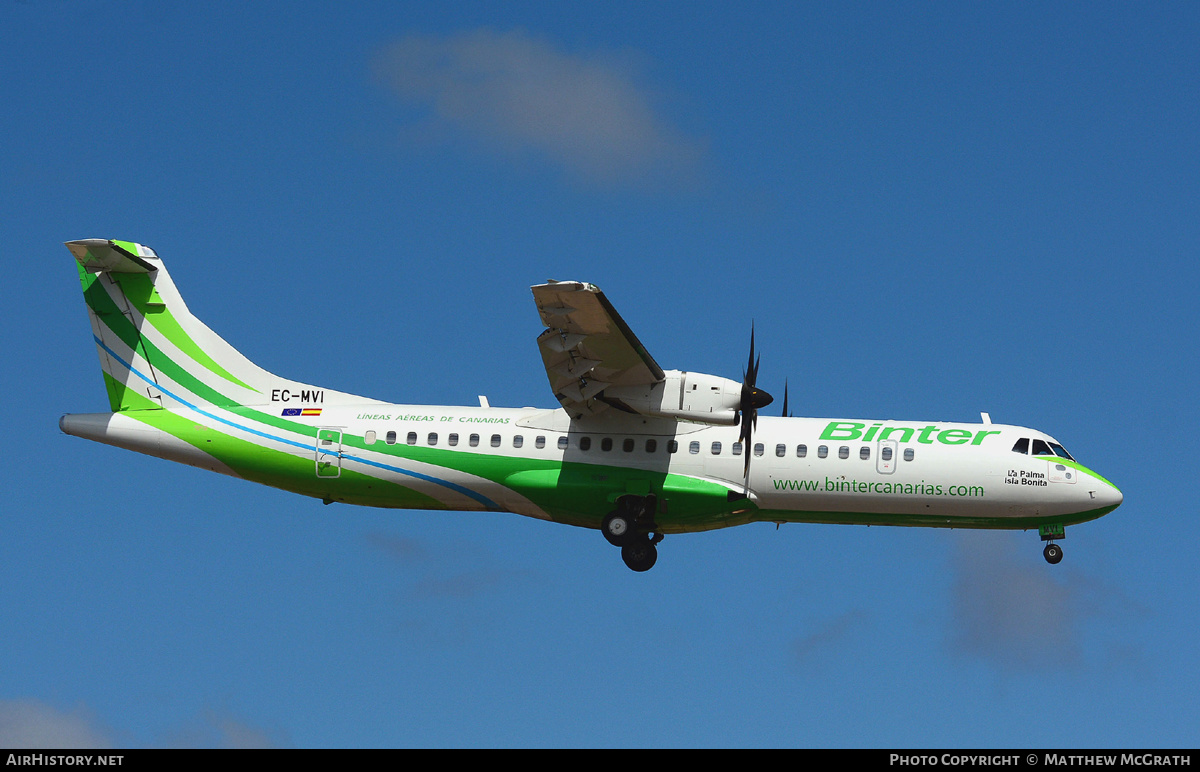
[736,326,774,485]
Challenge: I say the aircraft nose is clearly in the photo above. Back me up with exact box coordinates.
[1092,480,1123,511]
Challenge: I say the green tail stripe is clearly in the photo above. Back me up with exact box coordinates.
[84,273,313,435]
[110,272,258,393]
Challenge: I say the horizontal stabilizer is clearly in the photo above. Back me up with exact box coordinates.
[66,239,159,273]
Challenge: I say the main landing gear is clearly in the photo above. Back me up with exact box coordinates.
[1039,523,1065,565]
[602,495,663,572]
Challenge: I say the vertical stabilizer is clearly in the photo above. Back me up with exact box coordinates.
[66,239,364,412]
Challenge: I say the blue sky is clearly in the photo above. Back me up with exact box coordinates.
[2,0,1197,748]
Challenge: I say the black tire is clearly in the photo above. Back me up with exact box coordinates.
[621,539,658,572]
[601,512,633,547]
[1043,543,1063,565]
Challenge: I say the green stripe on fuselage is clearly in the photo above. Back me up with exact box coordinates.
[315,433,747,530]
[1040,455,1120,492]
[121,403,446,510]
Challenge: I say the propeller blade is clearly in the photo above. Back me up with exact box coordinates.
[782,380,789,418]
[745,326,757,386]
[736,325,774,494]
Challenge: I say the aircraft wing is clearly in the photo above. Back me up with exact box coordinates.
[532,281,665,417]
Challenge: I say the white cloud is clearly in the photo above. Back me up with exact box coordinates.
[0,700,289,749]
[160,709,285,749]
[0,700,113,749]
[373,28,707,187]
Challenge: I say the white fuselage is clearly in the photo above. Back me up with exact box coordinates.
[60,399,1122,532]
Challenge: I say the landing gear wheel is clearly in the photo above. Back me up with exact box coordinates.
[601,511,633,547]
[621,538,658,572]
[1043,542,1063,565]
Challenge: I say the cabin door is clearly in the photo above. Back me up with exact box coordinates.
[316,428,342,478]
[877,439,898,474]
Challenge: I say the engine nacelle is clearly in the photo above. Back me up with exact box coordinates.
[604,370,742,425]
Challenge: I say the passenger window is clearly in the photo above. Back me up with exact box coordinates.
[623,438,634,452]
[817,445,828,459]
[689,441,700,454]
[490,434,501,447]
[365,430,377,445]
[601,437,613,451]
[797,444,807,458]
[732,442,742,456]
[535,436,545,449]
[711,441,722,455]
[386,430,397,445]
[754,443,764,457]
[668,440,678,454]
[1032,439,1054,456]
[1012,438,1029,455]
[860,446,870,460]
[469,433,480,447]
[881,446,893,461]
[645,439,657,453]
[513,435,523,448]
[903,448,914,462]
[557,436,568,450]
[406,432,417,445]
[838,446,849,459]
[776,444,786,457]
[580,437,591,451]
[448,433,458,447]
[427,433,437,446]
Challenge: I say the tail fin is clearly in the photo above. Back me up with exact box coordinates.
[67,239,348,412]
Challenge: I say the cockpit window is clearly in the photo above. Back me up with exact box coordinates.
[1012,438,1029,455]
[1031,439,1054,456]
[1049,442,1074,461]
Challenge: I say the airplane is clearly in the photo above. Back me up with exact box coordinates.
[59,238,1123,572]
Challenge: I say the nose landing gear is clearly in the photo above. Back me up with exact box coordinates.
[1039,523,1065,564]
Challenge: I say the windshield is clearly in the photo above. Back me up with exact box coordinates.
[1049,442,1074,461]
[1012,436,1075,461]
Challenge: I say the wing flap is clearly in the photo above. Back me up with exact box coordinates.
[532,281,664,417]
